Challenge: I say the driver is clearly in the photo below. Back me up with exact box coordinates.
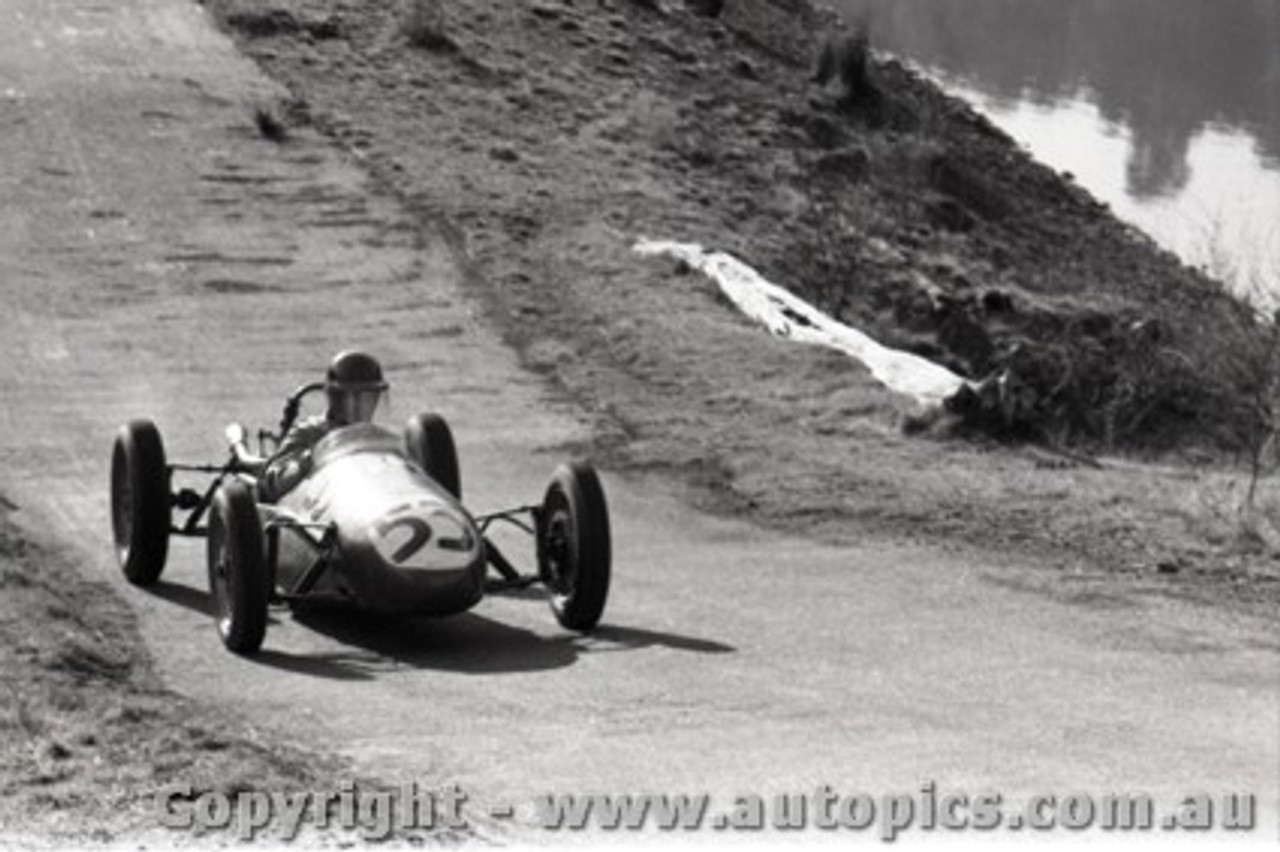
[252,351,388,501]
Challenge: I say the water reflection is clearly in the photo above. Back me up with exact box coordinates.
[835,0,1280,289]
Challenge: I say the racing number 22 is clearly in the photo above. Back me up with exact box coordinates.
[375,515,432,564]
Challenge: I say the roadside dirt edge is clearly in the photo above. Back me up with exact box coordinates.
[0,496,472,846]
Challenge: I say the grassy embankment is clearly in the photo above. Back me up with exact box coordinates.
[0,500,347,843]
[202,0,1279,613]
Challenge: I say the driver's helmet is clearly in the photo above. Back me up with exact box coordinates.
[325,350,387,425]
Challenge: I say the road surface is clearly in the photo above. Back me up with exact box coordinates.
[0,0,1274,843]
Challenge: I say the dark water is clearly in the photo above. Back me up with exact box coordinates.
[834,0,1280,299]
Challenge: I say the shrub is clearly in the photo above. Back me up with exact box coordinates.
[812,17,874,105]
[253,105,288,143]
[401,0,455,52]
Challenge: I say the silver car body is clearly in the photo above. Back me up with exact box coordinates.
[264,423,485,614]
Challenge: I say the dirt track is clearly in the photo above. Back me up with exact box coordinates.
[0,0,1276,844]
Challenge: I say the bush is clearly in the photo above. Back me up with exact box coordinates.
[812,19,874,105]
[401,0,455,51]
[253,105,288,143]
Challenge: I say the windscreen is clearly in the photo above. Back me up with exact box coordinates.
[310,423,404,469]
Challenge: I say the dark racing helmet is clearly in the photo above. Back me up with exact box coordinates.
[325,350,388,425]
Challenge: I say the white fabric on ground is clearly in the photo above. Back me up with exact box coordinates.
[635,239,972,407]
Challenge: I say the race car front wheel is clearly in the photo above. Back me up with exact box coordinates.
[538,462,611,632]
[405,412,461,499]
[110,419,170,585]
[207,480,269,655]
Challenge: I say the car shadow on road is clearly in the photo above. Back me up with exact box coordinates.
[583,624,735,655]
[143,579,287,627]
[281,608,579,676]
[145,579,218,618]
[250,648,384,682]
[141,581,734,680]
[244,610,737,680]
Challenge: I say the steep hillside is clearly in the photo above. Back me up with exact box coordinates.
[202,0,1279,611]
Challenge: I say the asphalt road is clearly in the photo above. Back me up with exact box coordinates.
[0,0,1275,844]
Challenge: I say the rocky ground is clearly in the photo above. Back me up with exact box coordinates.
[200,0,1280,614]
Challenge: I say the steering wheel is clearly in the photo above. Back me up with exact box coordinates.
[276,381,326,440]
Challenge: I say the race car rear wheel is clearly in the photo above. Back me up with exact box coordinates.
[405,412,461,499]
[207,480,269,655]
[538,462,611,631]
[110,419,170,585]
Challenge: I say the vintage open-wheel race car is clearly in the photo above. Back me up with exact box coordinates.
[109,381,611,655]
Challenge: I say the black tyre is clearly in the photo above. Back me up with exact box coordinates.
[538,462,611,631]
[110,419,170,585]
[405,412,461,499]
[207,480,269,655]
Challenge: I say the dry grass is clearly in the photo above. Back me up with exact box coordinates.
[0,502,350,840]
[1176,470,1280,560]
[14,693,47,737]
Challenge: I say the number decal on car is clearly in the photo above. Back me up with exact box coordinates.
[373,515,433,564]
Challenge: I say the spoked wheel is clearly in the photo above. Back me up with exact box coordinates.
[207,480,269,655]
[110,419,170,585]
[404,412,461,499]
[538,462,611,632]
